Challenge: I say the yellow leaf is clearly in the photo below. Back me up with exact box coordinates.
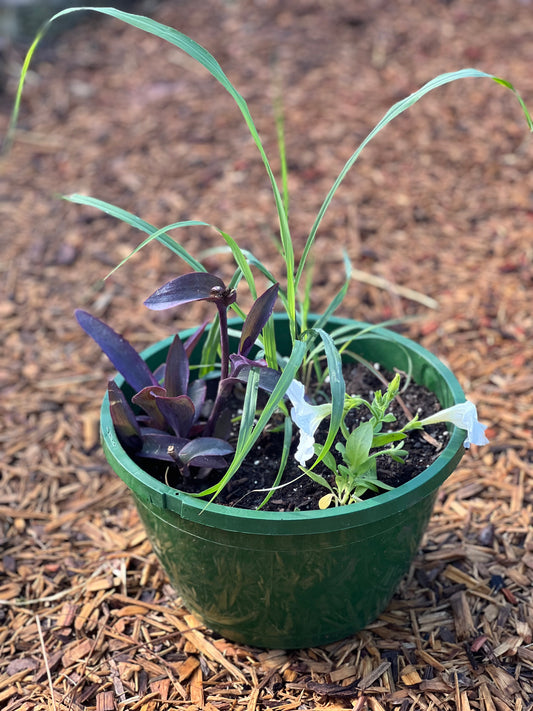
[319,494,333,509]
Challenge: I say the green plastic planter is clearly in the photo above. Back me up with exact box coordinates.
[100,315,465,649]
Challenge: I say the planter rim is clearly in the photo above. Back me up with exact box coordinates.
[100,315,466,534]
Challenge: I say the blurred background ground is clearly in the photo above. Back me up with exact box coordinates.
[1,1,533,709]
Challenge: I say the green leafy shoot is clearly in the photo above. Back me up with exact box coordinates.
[64,194,207,274]
[7,5,297,338]
[300,374,412,508]
[309,251,353,333]
[274,93,290,219]
[305,329,345,470]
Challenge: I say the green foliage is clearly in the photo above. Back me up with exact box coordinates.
[302,375,414,508]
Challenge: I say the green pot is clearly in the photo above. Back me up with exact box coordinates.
[100,315,465,649]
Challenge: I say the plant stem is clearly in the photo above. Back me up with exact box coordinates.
[203,379,232,438]
[216,302,230,381]
[202,302,231,438]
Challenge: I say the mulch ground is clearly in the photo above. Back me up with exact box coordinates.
[1,0,533,709]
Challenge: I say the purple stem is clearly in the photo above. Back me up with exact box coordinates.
[216,302,230,381]
[203,302,230,437]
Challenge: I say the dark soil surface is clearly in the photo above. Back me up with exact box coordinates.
[154,364,447,511]
[1,0,533,708]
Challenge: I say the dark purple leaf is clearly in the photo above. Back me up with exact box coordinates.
[229,354,281,393]
[108,381,142,452]
[230,352,268,370]
[183,320,209,358]
[75,310,158,392]
[132,386,167,429]
[137,432,189,462]
[178,437,234,467]
[152,363,166,382]
[144,273,226,311]
[187,379,207,423]
[154,394,195,437]
[213,409,232,441]
[185,455,229,469]
[164,335,189,397]
[239,283,279,356]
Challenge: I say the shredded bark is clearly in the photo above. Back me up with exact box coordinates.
[1,0,533,708]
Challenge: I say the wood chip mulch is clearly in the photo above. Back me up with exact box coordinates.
[1,1,532,708]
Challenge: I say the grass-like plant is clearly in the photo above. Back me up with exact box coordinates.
[6,7,531,505]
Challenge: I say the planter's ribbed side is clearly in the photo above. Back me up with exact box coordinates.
[131,487,440,648]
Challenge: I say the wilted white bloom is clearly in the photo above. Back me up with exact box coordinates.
[285,380,332,465]
[419,400,489,448]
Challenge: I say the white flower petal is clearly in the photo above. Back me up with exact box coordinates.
[295,432,316,465]
[419,400,489,448]
[285,379,305,406]
[286,379,332,465]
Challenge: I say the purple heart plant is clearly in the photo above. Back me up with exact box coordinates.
[75,275,280,480]
[8,7,531,506]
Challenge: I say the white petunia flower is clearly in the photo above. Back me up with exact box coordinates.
[285,380,332,465]
[419,400,489,448]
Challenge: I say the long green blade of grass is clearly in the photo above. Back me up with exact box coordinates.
[8,5,297,337]
[295,69,533,290]
[306,328,345,469]
[310,251,352,332]
[65,194,266,295]
[275,94,290,218]
[64,194,207,273]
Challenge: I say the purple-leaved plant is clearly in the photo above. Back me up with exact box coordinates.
[76,272,279,477]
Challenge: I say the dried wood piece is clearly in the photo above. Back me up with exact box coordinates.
[173,656,201,682]
[419,678,454,693]
[399,665,422,686]
[415,649,446,672]
[359,661,391,690]
[485,664,522,695]
[450,591,476,641]
[56,602,78,629]
[164,613,247,682]
[460,689,472,711]
[61,638,94,669]
[0,687,21,706]
[0,668,35,689]
[246,686,260,711]
[113,604,152,617]
[444,565,491,594]
[150,678,170,701]
[479,683,497,711]
[330,665,357,682]
[95,691,116,711]
[189,666,204,708]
